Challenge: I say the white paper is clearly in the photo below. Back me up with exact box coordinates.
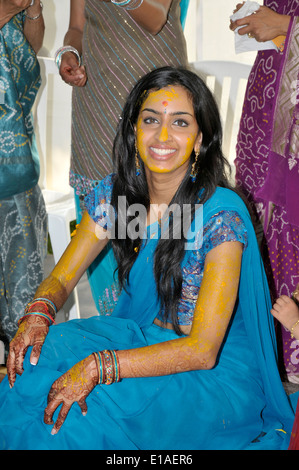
[230,0,278,53]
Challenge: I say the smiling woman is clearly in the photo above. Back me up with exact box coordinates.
[0,67,296,450]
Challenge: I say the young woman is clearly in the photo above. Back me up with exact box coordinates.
[55,0,190,317]
[0,67,296,450]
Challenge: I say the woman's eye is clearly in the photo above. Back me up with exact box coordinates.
[144,116,158,124]
[174,119,188,127]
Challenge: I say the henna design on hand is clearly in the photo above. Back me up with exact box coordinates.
[44,354,99,434]
[7,315,49,388]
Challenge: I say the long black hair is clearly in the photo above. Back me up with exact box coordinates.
[111,66,233,334]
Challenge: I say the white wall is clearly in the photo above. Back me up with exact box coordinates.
[184,0,259,64]
[37,0,258,193]
[39,0,70,57]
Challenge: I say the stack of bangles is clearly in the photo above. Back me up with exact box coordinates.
[54,45,82,70]
[18,298,57,327]
[93,350,121,385]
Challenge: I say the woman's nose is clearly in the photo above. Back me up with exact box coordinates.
[158,125,168,142]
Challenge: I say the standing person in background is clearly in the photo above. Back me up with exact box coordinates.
[230,1,299,382]
[0,0,48,358]
[55,0,190,316]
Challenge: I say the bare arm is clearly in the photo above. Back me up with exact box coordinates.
[35,211,109,310]
[64,0,86,54]
[23,0,44,53]
[58,0,87,86]
[7,211,109,386]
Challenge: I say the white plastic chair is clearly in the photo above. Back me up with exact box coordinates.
[0,340,4,364]
[33,57,80,320]
[190,60,252,171]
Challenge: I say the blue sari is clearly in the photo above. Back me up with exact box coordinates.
[0,187,296,450]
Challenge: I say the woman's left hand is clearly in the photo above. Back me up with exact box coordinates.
[230,6,290,42]
[44,354,99,434]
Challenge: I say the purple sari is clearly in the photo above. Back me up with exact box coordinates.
[235,0,299,381]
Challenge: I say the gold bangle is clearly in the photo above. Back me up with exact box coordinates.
[290,319,299,339]
[291,291,299,309]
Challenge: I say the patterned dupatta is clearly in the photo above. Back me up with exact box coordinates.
[0,13,41,199]
[257,15,299,230]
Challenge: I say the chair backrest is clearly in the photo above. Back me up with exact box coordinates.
[190,60,252,168]
[33,56,72,194]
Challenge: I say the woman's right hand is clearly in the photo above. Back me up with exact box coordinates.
[59,52,87,87]
[7,315,49,388]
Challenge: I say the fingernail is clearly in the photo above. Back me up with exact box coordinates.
[82,411,87,416]
[51,428,57,435]
[30,358,37,366]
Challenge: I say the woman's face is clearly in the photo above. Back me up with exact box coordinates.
[135,85,202,176]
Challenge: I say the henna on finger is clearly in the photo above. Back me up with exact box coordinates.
[7,315,49,387]
[6,351,16,388]
[77,398,88,416]
[44,354,99,433]
[51,403,72,435]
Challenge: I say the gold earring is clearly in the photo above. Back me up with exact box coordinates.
[190,149,200,182]
[135,142,141,176]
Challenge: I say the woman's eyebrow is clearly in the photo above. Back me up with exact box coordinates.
[141,108,193,117]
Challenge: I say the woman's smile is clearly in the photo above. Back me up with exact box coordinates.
[148,146,177,159]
